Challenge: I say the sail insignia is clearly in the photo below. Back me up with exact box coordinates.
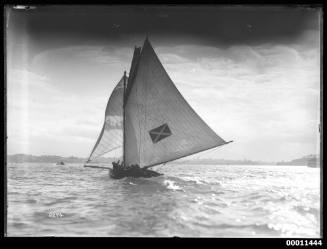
[149,123,172,144]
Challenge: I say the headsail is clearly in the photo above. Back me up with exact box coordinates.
[87,76,126,162]
[124,38,228,168]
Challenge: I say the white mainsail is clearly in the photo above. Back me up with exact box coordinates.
[87,76,126,162]
[87,38,230,168]
[124,38,228,168]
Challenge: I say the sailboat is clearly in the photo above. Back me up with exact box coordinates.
[84,37,232,178]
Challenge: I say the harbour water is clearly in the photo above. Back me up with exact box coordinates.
[7,163,320,237]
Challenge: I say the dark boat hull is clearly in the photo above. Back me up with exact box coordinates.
[109,168,163,179]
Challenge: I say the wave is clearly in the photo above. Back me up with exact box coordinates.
[43,196,78,206]
[7,163,320,237]
[11,222,29,228]
[163,180,183,191]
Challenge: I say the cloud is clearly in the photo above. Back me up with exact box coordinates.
[6,68,107,156]
[73,46,132,65]
[6,29,321,161]
[154,33,320,161]
[30,45,132,96]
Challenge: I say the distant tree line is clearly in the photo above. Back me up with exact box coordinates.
[7,153,319,166]
[276,155,320,166]
[6,154,117,164]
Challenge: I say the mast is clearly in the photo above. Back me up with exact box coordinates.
[123,71,127,166]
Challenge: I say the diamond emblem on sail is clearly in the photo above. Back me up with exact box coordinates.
[149,123,172,143]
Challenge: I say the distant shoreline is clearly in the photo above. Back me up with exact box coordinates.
[6,154,319,166]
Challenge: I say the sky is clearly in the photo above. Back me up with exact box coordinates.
[6,5,321,162]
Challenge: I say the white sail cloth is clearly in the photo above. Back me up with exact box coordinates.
[124,38,227,168]
[87,76,126,161]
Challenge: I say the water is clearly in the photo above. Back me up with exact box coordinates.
[7,163,320,237]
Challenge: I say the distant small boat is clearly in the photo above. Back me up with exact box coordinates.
[56,161,65,165]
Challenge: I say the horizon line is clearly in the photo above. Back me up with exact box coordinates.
[6,153,320,163]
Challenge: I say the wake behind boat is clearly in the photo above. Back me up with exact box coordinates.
[84,37,232,179]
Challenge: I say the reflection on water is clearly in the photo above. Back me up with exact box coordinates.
[7,163,320,237]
